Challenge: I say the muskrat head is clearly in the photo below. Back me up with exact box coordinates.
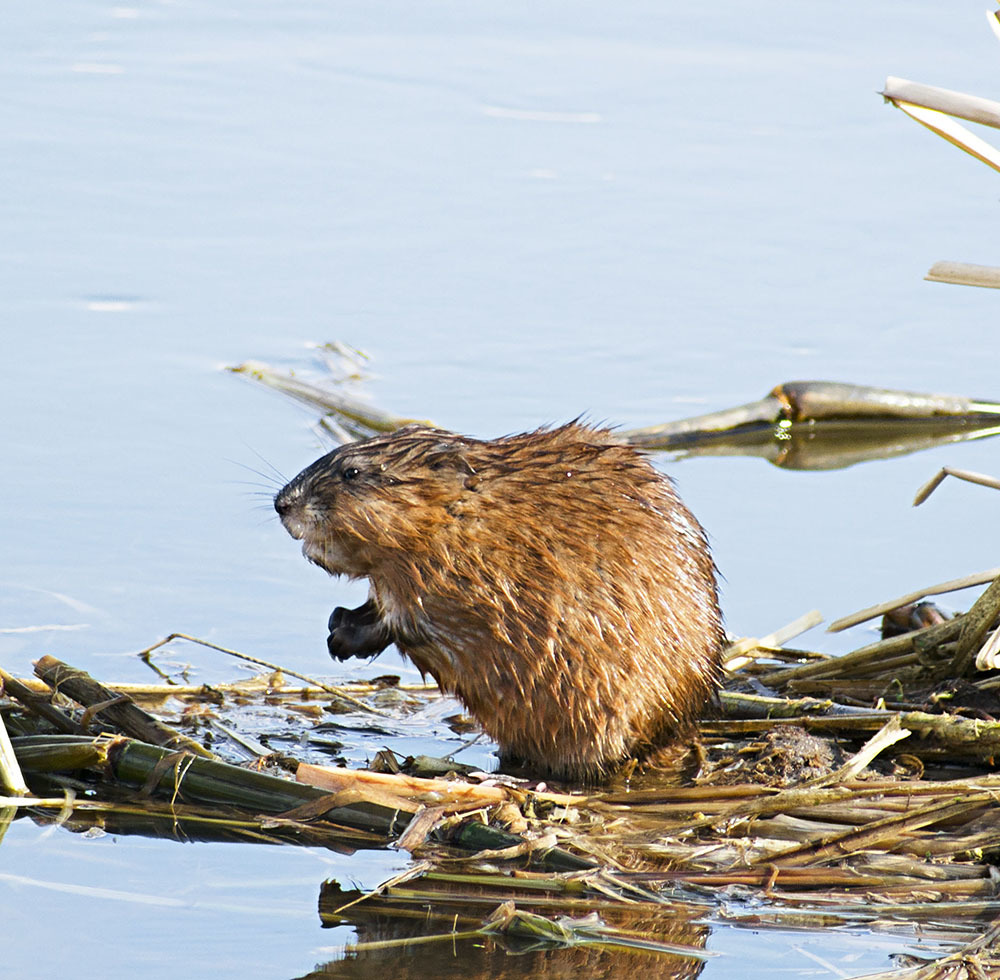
[274,425,474,581]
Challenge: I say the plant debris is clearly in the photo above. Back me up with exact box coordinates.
[3,552,1000,964]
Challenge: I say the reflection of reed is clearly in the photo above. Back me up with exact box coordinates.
[300,933,708,980]
[306,876,710,980]
[24,801,371,852]
[301,938,706,980]
[231,353,1000,471]
[620,380,1000,467]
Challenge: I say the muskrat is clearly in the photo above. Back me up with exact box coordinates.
[274,422,723,780]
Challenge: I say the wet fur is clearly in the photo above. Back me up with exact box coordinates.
[275,422,724,780]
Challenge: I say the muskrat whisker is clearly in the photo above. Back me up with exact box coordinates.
[231,488,284,502]
[241,444,291,484]
[227,455,288,491]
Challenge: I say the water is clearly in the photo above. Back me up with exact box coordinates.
[3,2,999,975]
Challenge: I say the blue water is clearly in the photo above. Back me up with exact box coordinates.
[3,2,999,976]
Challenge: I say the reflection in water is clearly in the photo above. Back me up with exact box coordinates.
[299,935,707,980]
[19,804,377,854]
[623,380,1000,470]
[304,881,710,980]
[662,416,1000,471]
[234,358,1000,472]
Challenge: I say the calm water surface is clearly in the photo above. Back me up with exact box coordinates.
[3,2,998,976]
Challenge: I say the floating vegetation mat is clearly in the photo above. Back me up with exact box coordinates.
[2,567,1000,979]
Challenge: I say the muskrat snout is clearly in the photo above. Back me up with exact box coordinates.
[275,458,376,579]
[273,486,307,541]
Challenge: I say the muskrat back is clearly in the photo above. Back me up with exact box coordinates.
[275,421,723,780]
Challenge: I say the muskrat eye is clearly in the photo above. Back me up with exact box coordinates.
[342,466,361,481]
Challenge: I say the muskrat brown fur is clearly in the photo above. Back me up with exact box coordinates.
[274,422,723,780]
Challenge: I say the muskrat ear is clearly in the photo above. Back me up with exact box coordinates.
[425,443,476,477]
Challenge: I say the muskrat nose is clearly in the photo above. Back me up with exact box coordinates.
[274,486,306,540]
[274,487,291,519]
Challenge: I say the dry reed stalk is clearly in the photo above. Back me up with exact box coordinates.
[10,733,593,868]
[723,611,825,672]
[758,618,964,686]
[883,76,1000,174]
[913,468,1000,505]
[827,564,1000,633]
[882,77,1000,130]
[0,712,28,796]
[749,793,995,869]
[952,574,1000,674]
[33,656,216,759]
[136,633,386,715]
[0,666,80,733]
[713,691,1000,763]
[229,356,426,436]
[296,760,586,807]
[925,261,1000,289]
[6,674,438,704]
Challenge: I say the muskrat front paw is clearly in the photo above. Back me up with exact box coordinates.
[327,599,392,661]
